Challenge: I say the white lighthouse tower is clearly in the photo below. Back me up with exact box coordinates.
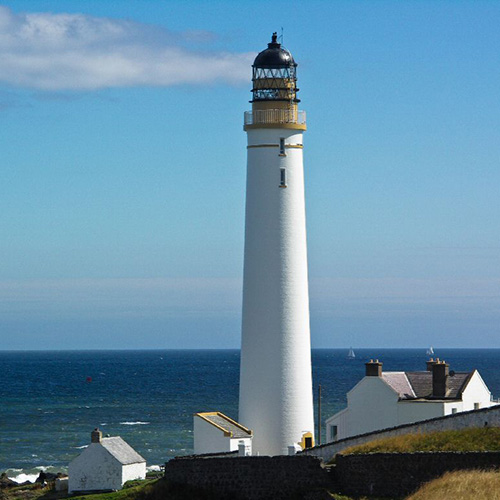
[239,33,314,456]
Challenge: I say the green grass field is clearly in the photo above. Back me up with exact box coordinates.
[339,427,500,455]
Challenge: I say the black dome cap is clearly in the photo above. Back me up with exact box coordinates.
[253,32,296,68]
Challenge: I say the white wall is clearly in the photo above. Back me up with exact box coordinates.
[461,371,493,411]
[326,384,449,442]
[230,437,252,452]
[345,377,400,438]
[239,126,314,456]
[326,408,349,441]
[122,462,146,485]
[397,400,446,423]
[305,403,500,462]
[194,417,252,454]
[194,417,232,455]
[69,444,122,493]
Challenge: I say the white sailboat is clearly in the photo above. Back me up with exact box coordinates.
[348,347,355,359]
[426,346,434,356]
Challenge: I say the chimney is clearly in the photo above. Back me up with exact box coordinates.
[426,358,437,372]
[365,359,383,377]
[432,360,449,398]
[91,428,102,443]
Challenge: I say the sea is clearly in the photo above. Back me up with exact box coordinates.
[2,348,500,483]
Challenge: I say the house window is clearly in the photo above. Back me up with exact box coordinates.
[329,425,338,441]
[279,168,287,188]
[474,402,481,410]
[451,408,457,414]
[279,138,286,156]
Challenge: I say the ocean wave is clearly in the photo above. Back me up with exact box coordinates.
[147,465,161,472]
[72,445,88,449]
[119,421,150,425]
[7,465,67,484]
[9,473,39,484]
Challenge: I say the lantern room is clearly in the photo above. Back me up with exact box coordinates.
[252,32,299,103]
[244,32,306,131]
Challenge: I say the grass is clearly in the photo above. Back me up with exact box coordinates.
[406,469,500,500]
[70,479,159,500]
[339,427,500,455]
[0,478,225,500]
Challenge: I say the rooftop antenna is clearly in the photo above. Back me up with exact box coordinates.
[279,27,284,45]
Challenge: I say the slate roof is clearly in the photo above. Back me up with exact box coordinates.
[195,412,252,438]
[383,370,473,400]
[382,372,416,399]
[100,437,146,465]
[407,371,472,399]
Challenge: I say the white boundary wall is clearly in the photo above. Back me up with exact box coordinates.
[303,403,500,462]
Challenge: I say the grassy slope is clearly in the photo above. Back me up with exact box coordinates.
[407,470,500,500]
[340,427,500,455]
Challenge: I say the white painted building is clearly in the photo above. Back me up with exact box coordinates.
[193,412,252,455]
[68,429,146,493]
[326,359,496,442]
[238,33,315,456]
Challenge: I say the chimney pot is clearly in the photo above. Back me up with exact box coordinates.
[91,428,102,444]
[365,359,383,377]
[426,358,437,372]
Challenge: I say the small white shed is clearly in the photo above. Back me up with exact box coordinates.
[68,428,146,493]
[194,412,253,455]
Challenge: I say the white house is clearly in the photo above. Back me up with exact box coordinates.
[326,359,496,442]
[68,428,146,493]
[194,412,253,455]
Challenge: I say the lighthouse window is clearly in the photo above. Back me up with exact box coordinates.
[280,168,287,188]
[279,138,286,156]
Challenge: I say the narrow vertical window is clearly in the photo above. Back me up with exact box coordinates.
[279,168,287,188]
[329,425,338,441]
[279,137,286,156]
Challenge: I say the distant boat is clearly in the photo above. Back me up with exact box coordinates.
[348,347,355,359]
[426,346,434,356]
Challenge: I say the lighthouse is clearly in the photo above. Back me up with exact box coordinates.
[239,33,314,456]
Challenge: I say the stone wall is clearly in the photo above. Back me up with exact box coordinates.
[164,455,335,500]
[335,451,500,498]
[303,403,500,462]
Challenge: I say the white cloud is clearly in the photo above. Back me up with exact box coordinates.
[0,6,254,90]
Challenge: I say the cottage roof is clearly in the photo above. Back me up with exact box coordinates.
[195,412,252,438]
[405,371,472,400]
[382,372,416,399]
[100,437,146,465]
[380,370,473,400]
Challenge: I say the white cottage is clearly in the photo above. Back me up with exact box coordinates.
[326,359,496,442]
[194,412,252,455]
[68,428,146,493]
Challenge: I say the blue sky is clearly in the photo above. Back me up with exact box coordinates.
[1,0,499,349]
